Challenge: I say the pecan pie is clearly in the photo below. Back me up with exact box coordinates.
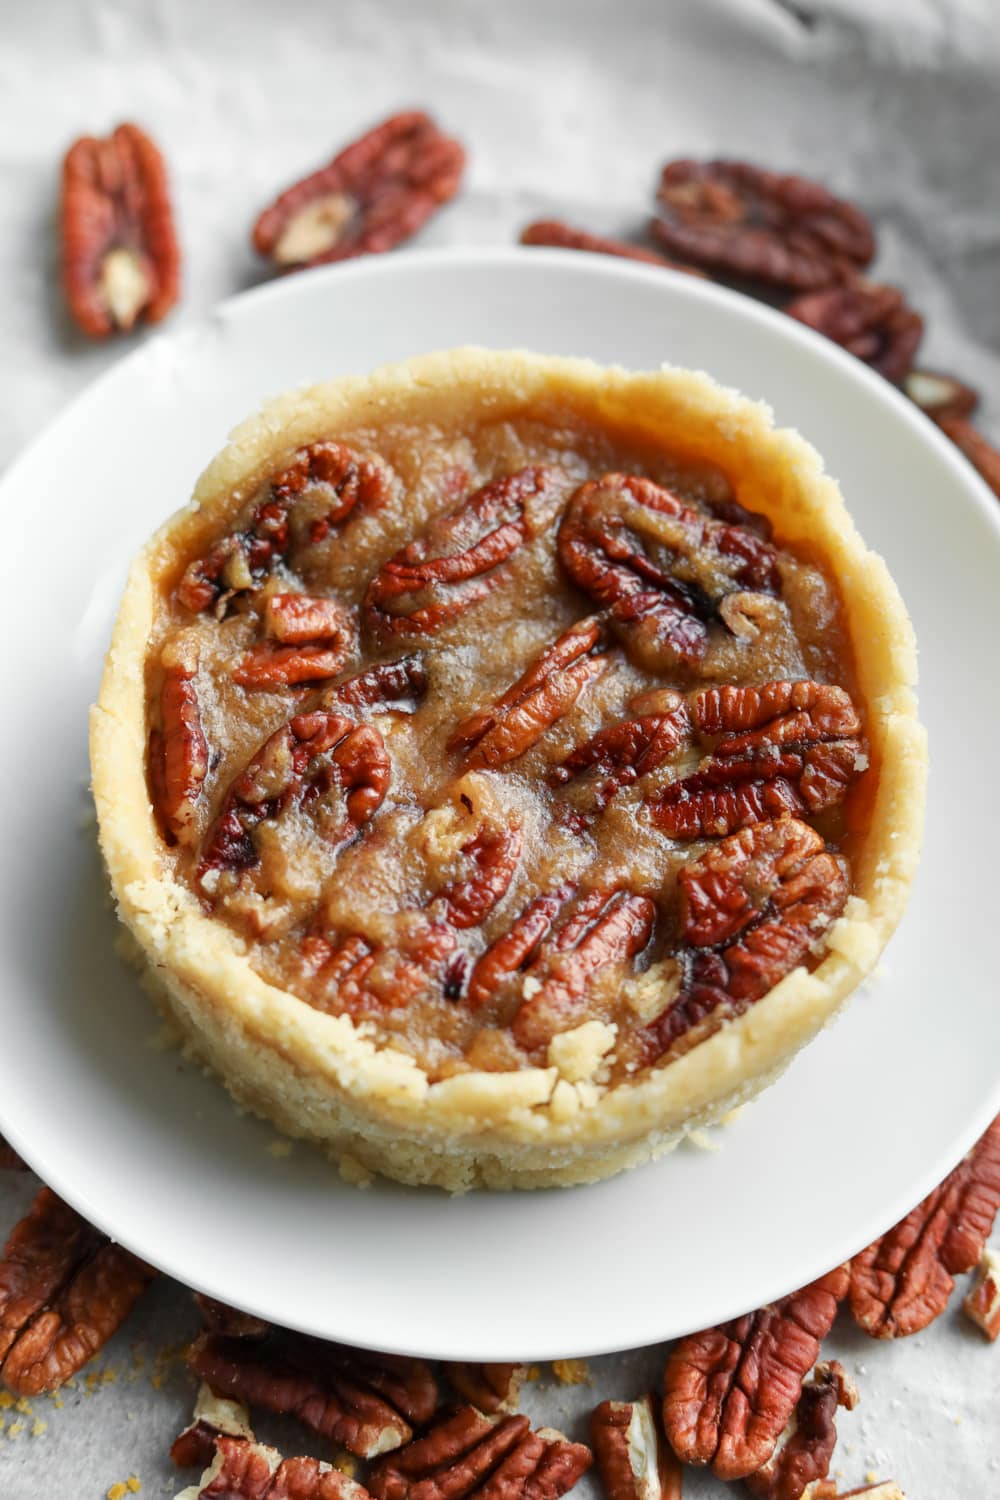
[91,350,926,1189]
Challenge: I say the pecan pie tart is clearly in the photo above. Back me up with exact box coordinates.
[91,350,926,1190]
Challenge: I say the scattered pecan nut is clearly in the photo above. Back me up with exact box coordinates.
[148,638,209,844]
[172,1382,256,1469]
[253,112,465,270]
[648,680,866,839]
[188,1331,435,1459]
[368,1405,592,1500]
[902,369,979,423]
[0,1187,155,1396]
[448,618,608,768]
[445,1363,528,1415]
[365,468,562,639]
[934,415,1000,501]
[744,1361,858,1500]
[661,1264,849,1481]
[557,473,778,673]
[519,221,701,275]
[963,1249,1000,1340]
[785,281,923,384]
[591,1393,682,1500]
[652,160,875,290]
[198,711,390,887]
[179,1432,374,1500]
[60,121,180,337]
[639,816,848,1062]
[849,1113,1000,1338]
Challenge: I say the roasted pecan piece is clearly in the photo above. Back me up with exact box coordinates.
[178,496,291,616]
[434,823,523,929]
[445,1364,527,1415]
[253,112,465,270]
[661,1265,848,1481]
[849,1113,1000,1337]
[180,1433,373,1499]
[786,281,923,384]
[199,712,389,886]
[304,922,458,1016]
[60,121,180,337]
[551,690,689,814]
[591,1394,682,1500]
[744,1361,858,1500]
[557,474,778,673]
[448,618,608,768]
[188,1332,428,1459]
[234,596,356,689]
[652,160,874,291]
[466,885,576,1010]
[0,1187,155,1395]
[639,816,848,1063]
[323,656,428,714]
[520,221,700,275]
[0,1136,26,1171]
[963,1249,1000,1340]
[148,638,209,843]
[648,680,865,839]
[172,1383,256,1469]
[368,1405,592,1500]
[934,415,1000,501]
[512,888,655,1050]
[902,369,979,423]
[365,468,562,639]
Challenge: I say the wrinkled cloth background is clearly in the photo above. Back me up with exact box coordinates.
[1,1,998,1494]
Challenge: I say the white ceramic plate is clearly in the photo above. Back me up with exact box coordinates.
[1,249,997,1360]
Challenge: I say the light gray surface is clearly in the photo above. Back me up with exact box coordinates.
[0,1,998,1494]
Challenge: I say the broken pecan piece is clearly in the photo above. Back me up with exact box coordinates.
[786,281,923,384]
[434,823,523,930]
[934,415,1000,501]
[557,474,778,673]
[591,1394,682,1500]
[180,1433,373,1500]
[368,1405,592,1500]
[849,1113,1000,1337]
[0,1187,155,1395]
[365,468,562,639]
[448,618,608,767]
[661,1264,849,1481]
[519,221,700,274]
[902,369,979,423]
[322,656,428,714]
[512,888,655,1050]
[272,442,395,545]
[963,1249,1000,1340]
[305,922,458,1016]
[652,160,874,290]
[640,816,848,1062]
[234,592,357,688]
[744,1362,858,1500]
[60,121,180,337]
[199,712,390,885]
[445,1363,527,1415]
[253,112,465,270]
[551,691,689,814]
[172,1383,256,1469]
[149,638,209,843]
[648,680,865,839]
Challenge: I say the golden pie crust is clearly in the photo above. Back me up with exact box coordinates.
[90,349,926,1190]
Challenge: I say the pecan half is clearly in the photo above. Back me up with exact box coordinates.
[448,618,608,768]
[445,1364,527,1415]
[434,824,523,930]
[172,1383,255,1469]
[551,691,689,814]
[661,1265,849,1481]
[60,122,180,337]
[639,817,848,1063]
[253,112,465,270]
[0,1136,26,1172]
[512,888,656,1050]
[199,712,389,885]
[648,680,865,839]
[963,1249,1000,1341]
[466,885,576,1011]
[557,474,778,673]
[935,415,1000,501]
[234,592,356,691]
[591,1394,682,1500]
[786,281,923,384]
[149,639,209,843]
[849,1113,1000,1338]
[744,1362,858,1500]
[365,468,562,639]
[0,1188,155,1395]
[188,1332,434,1459]
[304,922,458,1016]
[652,160,874,291]
[323,656,428,714]
[368,1405,592,1500]
[519,221,700,275]
[902,369,979,423]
